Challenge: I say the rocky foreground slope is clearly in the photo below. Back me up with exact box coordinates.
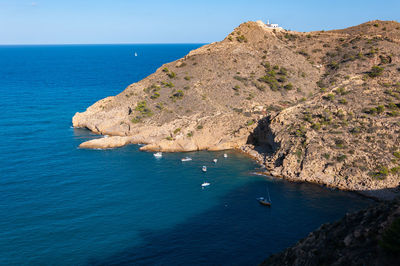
[73,20,400,199]
[263,199,400,265]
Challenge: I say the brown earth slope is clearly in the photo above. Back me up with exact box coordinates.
[73,20,400,199]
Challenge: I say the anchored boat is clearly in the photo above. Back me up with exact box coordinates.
[257,185,272,207]
[153,152,162,158]
[201,182,210,187]
[181,157,192,162]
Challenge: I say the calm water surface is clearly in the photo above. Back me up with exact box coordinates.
[0,44,372,265]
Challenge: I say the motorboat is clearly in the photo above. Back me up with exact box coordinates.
[213,159,218,163]
[202,166,207,172]
[181,157,192,162]
[153,152,162,158]
[223,153,228,158]
[201,182,210,187]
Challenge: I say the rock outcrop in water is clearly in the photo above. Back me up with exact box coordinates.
[73,20,400,199]
[262,199,400,266]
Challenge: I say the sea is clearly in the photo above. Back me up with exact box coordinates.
[0,44,372,265]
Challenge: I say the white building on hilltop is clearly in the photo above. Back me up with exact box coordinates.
[265,20,283,30]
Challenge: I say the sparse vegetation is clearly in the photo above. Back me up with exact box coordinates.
[368,66,384,78]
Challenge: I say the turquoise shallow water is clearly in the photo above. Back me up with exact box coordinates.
[0,44,372,265]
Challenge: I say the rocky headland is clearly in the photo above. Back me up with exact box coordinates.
[262,199,400,265]
[73,20,400,200]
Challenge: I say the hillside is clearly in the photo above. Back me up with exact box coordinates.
[73,20,400,199]
[262,199,400,265]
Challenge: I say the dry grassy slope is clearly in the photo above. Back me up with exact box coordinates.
[245,20,400,198]
[72,21,320,151]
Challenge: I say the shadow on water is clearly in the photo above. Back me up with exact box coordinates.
[87,178,373,266]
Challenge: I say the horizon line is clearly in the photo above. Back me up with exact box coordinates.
[0,42,209,46]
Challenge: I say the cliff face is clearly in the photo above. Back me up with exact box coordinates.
[73,20,400,198]
[262,199,400,266]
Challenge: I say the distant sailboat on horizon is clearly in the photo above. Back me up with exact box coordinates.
[134,52,138,57]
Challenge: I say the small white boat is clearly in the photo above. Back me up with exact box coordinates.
[201,182,210,187]
[134,52,138,57]
[223,153,228,158]
[202,166,207,172]
[181,157,192,162]
[213,159,218,163]
[153,152,162,158]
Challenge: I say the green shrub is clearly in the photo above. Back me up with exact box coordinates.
[304,113,313,123]
[162,67,169,72]
[187,132,193,137]
[170,90,184,100]
[390,166,400,175]
[368,66,384,78]
[168,71,176,78]
[135,101,147,112]
[377,105,385,114]
[336,87,348,95]
[236,35,248,43]
[284,83,293,90]
[184,76,191,81]
[277,76,287,83]
[278,67,288,76]
[134,101,153,117]
[173,128,181,134]
[150,92,160,99]
[336,154,347,162]
[324,93,335,101]
[131,116,142,123]
[233,85,240,91]
[327,62,339,70]
[338,98,347,104]
[161,81,174,88]
[156,103,164,110]
[246,120,255,126]
[322,153,330,160]
[311,123,321,130]
[197,125,203,130]
[371,166,389,180]
[393,151,400,159]
[379,218,400,253]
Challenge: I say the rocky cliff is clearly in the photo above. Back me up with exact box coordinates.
[73,20,400,199]
[262,199,400,266]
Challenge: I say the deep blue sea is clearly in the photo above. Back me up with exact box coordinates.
[0,44,372,265]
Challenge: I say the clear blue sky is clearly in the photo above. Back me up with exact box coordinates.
[0,0,399,44]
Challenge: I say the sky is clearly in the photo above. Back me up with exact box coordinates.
[0,0,399,44]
